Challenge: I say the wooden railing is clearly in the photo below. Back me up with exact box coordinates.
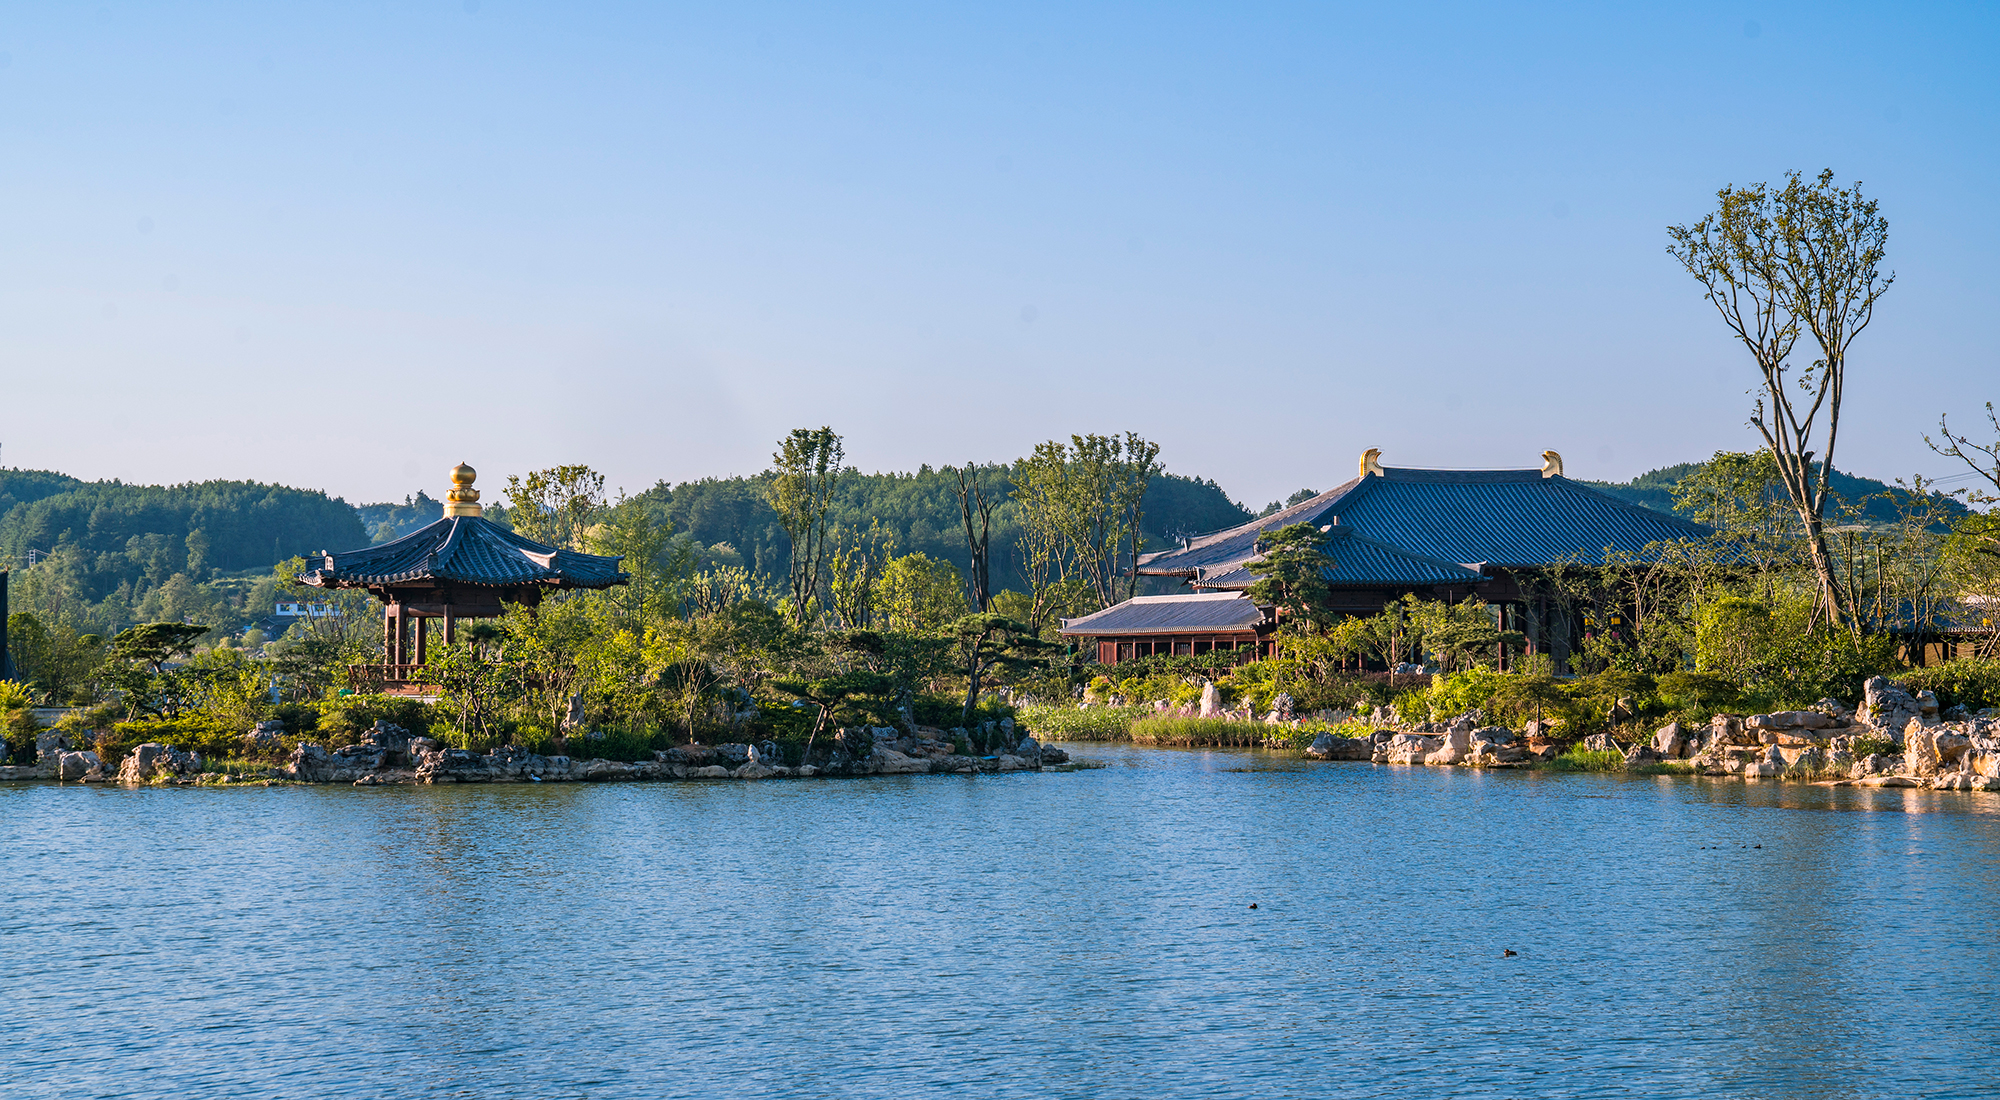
[346,664,431,694]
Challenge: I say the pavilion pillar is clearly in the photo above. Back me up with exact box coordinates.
[442,604,457,647]
[414,615,428,666]
[383,602,398,666]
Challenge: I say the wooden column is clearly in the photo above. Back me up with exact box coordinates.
[443,604,457,647]
[414,614,428,666]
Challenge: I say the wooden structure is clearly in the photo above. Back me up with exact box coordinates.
[1075,450,1715,669]
[1059,593,1277,665]
[298,463,628,693]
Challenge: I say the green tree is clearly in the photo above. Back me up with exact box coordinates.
[950,613,1051,725]
[505,465,608,551]
[876,552,969,635]
[1669,169,1893,632]
[1246,523,1334,630]
[1011,433,1160,614]
[766,427,847,625]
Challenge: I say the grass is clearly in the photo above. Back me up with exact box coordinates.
[1018,704,1147,742]
[1127,716,1272,747]
[1542,748,1627,773]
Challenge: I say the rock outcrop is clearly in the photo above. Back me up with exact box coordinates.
[118,743,202,783]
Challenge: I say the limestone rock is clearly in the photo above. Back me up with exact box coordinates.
[36,730,70,763]
[1198,681,1221,718]
[1858,677,1924,735]
[1652,722,1687,759]
[119,743,202,783]
[57,750,103,781]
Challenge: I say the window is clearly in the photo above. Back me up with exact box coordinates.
[1173,641,1191,655]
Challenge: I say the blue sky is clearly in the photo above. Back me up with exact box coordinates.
[1,2,1994,508]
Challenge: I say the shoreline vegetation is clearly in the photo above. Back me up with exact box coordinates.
[1019,670,2000,791]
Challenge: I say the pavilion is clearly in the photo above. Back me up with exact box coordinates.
[1063,449,1712,668]
[297,463,628,693]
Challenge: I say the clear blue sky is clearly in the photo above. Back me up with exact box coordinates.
[2,2,1994,509]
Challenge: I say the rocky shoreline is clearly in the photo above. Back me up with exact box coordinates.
[1,720,1069,787]
[1296,675,2000,792]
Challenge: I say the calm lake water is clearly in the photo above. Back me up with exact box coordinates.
[6,747,2000,1100]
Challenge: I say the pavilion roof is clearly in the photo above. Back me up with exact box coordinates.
[1138,466,1712,580]
[298,515,628,590]
[1059,592,1269,637]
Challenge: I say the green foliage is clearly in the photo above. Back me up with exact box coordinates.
[1900,660,2000,713]
[1018,703,1144,741]
[1545,748,1626,773]
[1246,523,1335,629]
[876,553,968,633]
[1127,716,1270,747]
[6,612,103,703]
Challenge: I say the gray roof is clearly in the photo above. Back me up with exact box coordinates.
[1138,466,1712,581]
[1188,527,1485,591]
[299,516,628,590]
[1059,593,1269,637]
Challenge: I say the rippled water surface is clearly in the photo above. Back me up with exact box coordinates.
[7,747,2000,1099]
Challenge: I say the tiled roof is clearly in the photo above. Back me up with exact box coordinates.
[1058,593,1269,637]
[1188,527,1484,591]
[298,516,628,589]
[1137,467,1711,580]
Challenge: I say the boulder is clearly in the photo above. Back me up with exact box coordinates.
[1425,726,1473,766]
[1652,722,1687,759]
[1040,745,1070,764]
[36,730,70,762]
[243,720,287,755]
[868,748,927,775]
[1749,711,1832,730]
[288,743,335,782]
[119,743,202,783]
[1383,733,1439,765]
[57,750,103,781]
[714,743,752,767]
[416,749,508,784]
[1622,743,1656,768]
[1582,733,1621,754]
[1743,760,1780,778]
[1858,677,1925,735]
[1198,681,1221,718]
[1859,774,1920,788]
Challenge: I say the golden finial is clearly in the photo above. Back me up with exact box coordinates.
[1540,450,1564,479]
[444,461,483,517]
[1359,448,1384,478]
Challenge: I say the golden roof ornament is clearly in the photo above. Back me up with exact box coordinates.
[444,461,484,517]
[1359,448,1384,478]
[1540,450,1564,478]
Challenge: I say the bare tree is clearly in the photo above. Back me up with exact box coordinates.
[1669,169,1892,631]
[950,463,996,612]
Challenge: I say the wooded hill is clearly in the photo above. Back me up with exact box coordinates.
[0,455,1965,638]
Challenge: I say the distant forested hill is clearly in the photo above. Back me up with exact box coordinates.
[1586,461,1969,525]
[638,466,1253,592]
[0,469,367,634]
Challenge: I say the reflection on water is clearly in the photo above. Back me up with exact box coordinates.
[5,748,1998,1099]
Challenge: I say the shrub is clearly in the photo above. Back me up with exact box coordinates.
[1900,659,2000,713]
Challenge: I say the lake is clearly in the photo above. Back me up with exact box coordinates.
[6,746,1999,1099]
